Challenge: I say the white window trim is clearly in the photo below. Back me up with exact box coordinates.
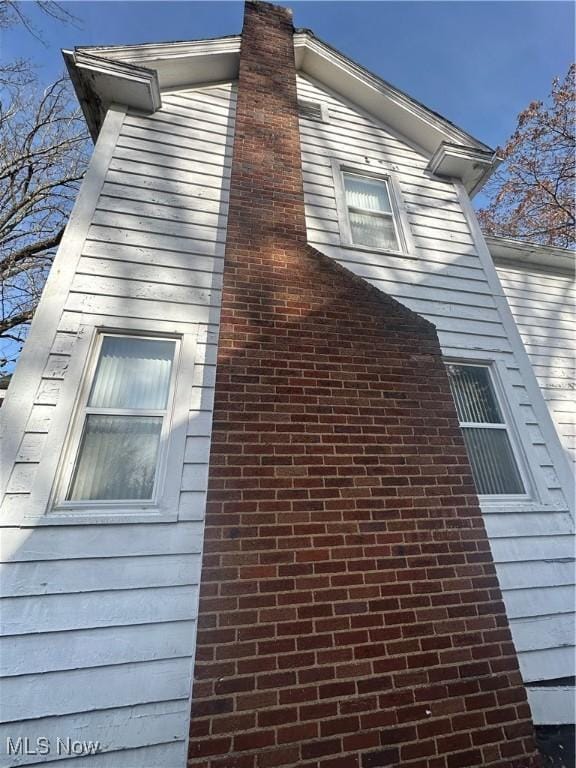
[24,319,198,526]
[446,357,546,509]
[331,159,416,258]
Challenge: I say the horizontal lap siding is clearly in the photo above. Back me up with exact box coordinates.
[0,84,235,767]
[296,74,574,691]
[495,262,575,465]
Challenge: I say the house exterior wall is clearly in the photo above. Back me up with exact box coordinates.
[295,73,575,707]
[493,259,575,466]
[0,84,236,767]
[0,2,573,764]
[188,3,541,768]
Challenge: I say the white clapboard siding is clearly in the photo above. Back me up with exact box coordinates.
[0,82,236,767]
[296,72,575,696]
[1,585,198,635]
[2,657,192,723]
[527,687,576,725]
[519,647,575,684]
[0,702,188,767]
[0,621,197,677]
[495,261,575,465]
[9,743,185,768]
[0,554,201,597]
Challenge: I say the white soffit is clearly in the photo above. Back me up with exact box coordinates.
[77,37,242,91]
[65,31,498,192]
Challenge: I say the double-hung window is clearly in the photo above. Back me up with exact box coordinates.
[63,334,178,503]
[341,171,402,252]
[446,363,526,497]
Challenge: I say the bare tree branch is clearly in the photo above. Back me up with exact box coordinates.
[0,73,89,372]
[0,1,80,41]
[478,64,575,249]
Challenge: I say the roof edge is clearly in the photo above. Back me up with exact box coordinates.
[487,234,575,275]
[64,30,500,193]
[294,31,492,154]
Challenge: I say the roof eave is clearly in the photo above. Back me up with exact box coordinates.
[487,234,575,274]
[64,49,161,141]
[65,32,500,193]
[426,142,502,196]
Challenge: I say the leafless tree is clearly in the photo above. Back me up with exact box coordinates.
[0,1,89,373]
[478,64,575,248]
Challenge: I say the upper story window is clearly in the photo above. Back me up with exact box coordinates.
[343,172,401,251]
[332,163,412,256]
[64,334,178,503]
[446,363,526,497]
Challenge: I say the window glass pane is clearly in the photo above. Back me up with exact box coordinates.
[349,211,399,251]
[68,415,163,501]
[447,364,503,424]
[344,174,392,213]
[462,427,525,495]
[89,337,175,410]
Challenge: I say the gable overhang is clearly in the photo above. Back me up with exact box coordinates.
[64,31,498,194]
[63,50,162,141]
[426,142,501,198]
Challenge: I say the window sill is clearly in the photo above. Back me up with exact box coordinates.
[479,499,569,515]
[338,241,418,260]
[22,507,178,527]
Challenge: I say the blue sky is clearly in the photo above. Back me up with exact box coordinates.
[3,0,573,156]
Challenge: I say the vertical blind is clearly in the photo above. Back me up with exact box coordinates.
[68,415,163,501]
[67,336,176,502]
[461,428,525,496]
[447,364,525,496]
[89,337,175,410]
[343,173,399,252]
[448,365,503,424]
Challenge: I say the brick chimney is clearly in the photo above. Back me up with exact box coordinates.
[188,3,541,767]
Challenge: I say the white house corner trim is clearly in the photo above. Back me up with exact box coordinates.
[0,105,127,499]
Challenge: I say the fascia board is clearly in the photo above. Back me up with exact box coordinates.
[76,36,242,63]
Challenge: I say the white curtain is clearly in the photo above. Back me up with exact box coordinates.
[89,337,175,410]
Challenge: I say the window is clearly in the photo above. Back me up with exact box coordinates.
[342,171,402,252]
[447,363,525,496]
[64,334,177,503]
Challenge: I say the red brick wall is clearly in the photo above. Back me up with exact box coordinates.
[188,3,541,767]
